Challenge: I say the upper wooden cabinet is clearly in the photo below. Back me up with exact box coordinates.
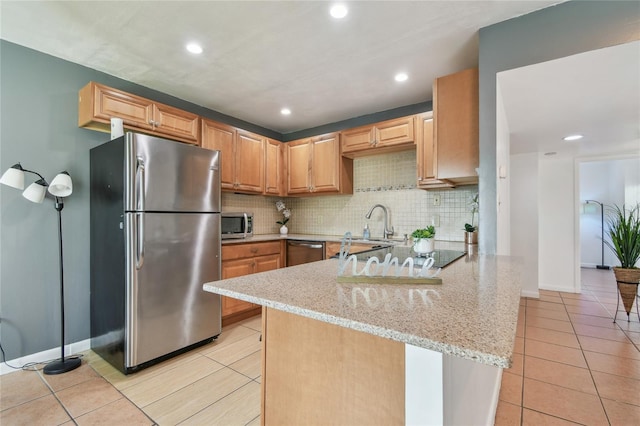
[264,138,286,196]
[416,115,454,189]
[287,133,353,196]
[78,82,199,144]
[432,68,479,185]
[341,115,415,157]
[201,118,265,194]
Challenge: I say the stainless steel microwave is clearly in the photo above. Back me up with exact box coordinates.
[221,212,253,239]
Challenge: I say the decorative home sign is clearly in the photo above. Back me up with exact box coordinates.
[336,232,443,284]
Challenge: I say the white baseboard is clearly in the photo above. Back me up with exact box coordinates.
[539,284,579,294]
[1,339,91,376]
[521,289,539,298]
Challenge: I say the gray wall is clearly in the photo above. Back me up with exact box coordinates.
[478,0,640,254]
[0,40,428,360]
[0,41,285,360]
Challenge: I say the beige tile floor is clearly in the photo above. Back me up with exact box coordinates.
[1,315,262,425]
[496,268,640,425]
[2,269,639,425]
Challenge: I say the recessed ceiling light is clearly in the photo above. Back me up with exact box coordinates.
[186,43,203,54]
[395,72,408,82]
[281,108,291,116]
[330,4,348,19]
[563,134,583,141]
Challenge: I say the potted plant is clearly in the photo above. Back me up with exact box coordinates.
[464,193,479,245]
[275,200,291,235]
[412,226,436,254]
[603,204,640,322]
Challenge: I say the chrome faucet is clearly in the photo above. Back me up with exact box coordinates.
[365,204,394,240]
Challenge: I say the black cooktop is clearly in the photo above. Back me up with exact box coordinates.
[352,246,466,269]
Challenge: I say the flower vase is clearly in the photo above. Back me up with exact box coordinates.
[465,231,478,245]
[413,238,434,255]
[280,225,288,235]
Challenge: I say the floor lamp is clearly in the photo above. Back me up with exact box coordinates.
[0,163,81,374]
[585,199,610,270]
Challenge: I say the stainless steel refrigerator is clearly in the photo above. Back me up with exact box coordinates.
[90,132,221,374]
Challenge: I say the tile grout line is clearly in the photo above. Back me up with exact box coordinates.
[35,369,79,425]
[84,362,158,425]
[561,295,611,425]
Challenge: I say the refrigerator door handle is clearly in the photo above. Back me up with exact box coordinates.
[136,157,146,211]
[136,212,145,269]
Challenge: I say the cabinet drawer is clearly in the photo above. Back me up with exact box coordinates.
[222,241,281,260]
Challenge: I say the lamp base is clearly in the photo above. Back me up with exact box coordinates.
[596,265,611,270]
[43,357,81,375]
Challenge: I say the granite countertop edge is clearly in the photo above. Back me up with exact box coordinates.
[203,281,512,368]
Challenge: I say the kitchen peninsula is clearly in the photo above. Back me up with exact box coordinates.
[203,248,523,425]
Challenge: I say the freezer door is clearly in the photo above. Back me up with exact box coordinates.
[125,132,221,213]
[125,212,221,368]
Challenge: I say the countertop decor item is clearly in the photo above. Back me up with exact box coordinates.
[464,192,479,244]
[336,232,442,284]
[275,200,290,234]
[604,204,640,322]
[412,226,435,255]
[0,163,80,375]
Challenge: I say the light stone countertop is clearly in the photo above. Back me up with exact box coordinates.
[204,244,523,368]
[221,233,406,245]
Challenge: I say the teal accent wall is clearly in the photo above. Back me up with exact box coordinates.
[0,40,282,360]
[478,0,640,254]
[0,40,428,360]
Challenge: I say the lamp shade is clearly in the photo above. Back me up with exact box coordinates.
[0,163,26,190]
[48,171,72,197]
[23,178,48,203]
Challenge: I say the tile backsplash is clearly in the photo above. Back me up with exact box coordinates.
[222,150,478,242]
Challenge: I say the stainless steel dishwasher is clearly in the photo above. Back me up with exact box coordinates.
[286,240,325,266]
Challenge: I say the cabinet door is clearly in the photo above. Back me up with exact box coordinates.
[433,68,479,181]
[221,258,256,316]
[417,116,436,183]
[287,139,312,194]
[416,115,455,189]
[311,133,340,193]
[341,125,375,153]
[235,130,265,193]
[376,116,415,148]
[91,83,154,131]
[265,139,284,195]
[255,253,283,273]
[152,104,199,144]
[201,119,236,190]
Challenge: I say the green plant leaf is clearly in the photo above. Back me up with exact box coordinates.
[603,204,640,268]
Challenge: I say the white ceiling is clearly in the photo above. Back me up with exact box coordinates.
[499,40,640,157]
[0,0,560,135]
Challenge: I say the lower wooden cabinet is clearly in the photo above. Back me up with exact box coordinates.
[221,241,284,326]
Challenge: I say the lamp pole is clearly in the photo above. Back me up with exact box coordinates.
[43,197,81,374]
[586,200,610,270]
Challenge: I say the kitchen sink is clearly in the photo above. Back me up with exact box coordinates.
[353,246,466,269]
